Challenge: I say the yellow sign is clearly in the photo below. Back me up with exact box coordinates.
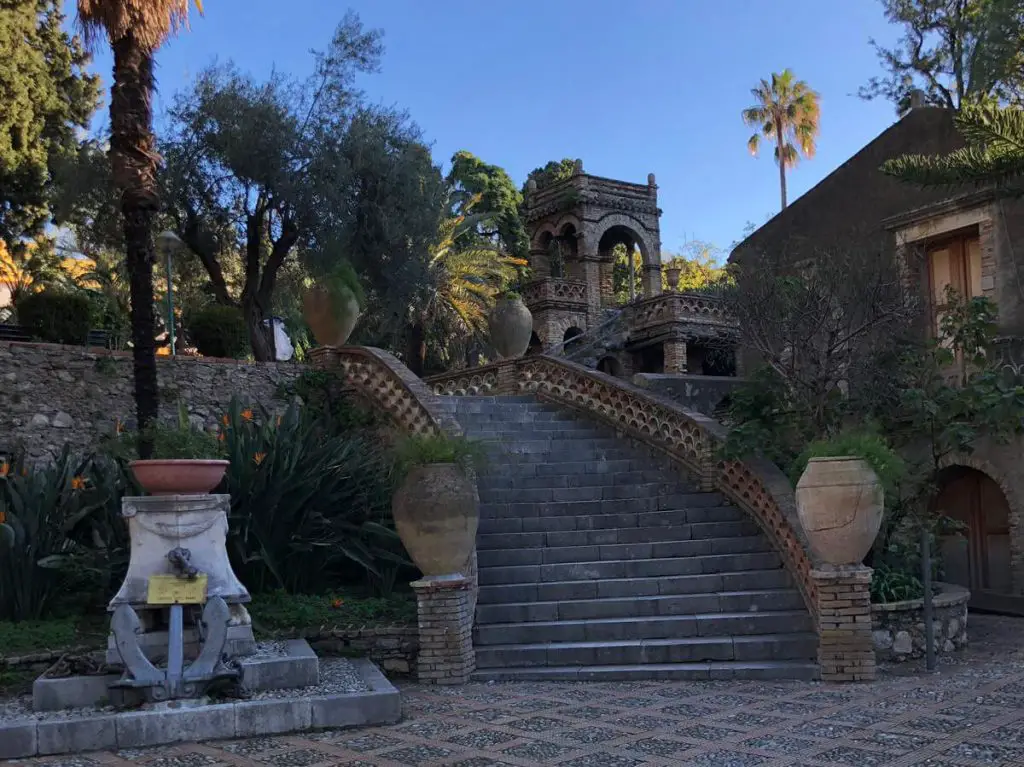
[146,574,208,605]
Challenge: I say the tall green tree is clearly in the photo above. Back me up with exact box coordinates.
[882,101,1024,194]
[0,0,99,253]
[77,0,203,454]
[742,70,821,210]
[160,14,444,361]
[861,0,1024,113]
[447,151,529,260]
[524,158,577,192]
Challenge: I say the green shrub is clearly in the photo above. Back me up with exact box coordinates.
[104,402,224,461]
[870,563,926,603]
[394,433,485,473]
[188,304,249,359]
[790,430,905,497]
[221,400,404,596]
[249,590,416,635]
[15,290,92,345]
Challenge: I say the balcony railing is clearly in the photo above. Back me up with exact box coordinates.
[521,278,587,308]
[628,292,737,334]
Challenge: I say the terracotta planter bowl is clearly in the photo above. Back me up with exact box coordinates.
[130,459,230,496]
[795,456,884,566]
[392,462,479,577]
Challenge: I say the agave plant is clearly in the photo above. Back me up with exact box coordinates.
[219,400,405,595]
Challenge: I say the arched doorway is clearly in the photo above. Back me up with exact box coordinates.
[563,326,583,351]
[935,466,1013,608]
[526,331,543,356]
[597,356,622,377]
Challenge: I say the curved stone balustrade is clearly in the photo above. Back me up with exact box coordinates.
[310,346,463,437]
[426,356,820,617]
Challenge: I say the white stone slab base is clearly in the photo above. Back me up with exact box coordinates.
[1,659,399,759]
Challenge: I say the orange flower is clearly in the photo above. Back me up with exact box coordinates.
[253,452,266,466]
[114,419,124,435]
[0,511,5,524]
[221,414,230,426]
[331,598,345,609]
[241,409,254,422]
[276,416,282,427]
[71,476,87,491]
[0,463,9,478]
[218,432,226,443]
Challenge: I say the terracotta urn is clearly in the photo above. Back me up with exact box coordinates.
[130,459,229,496]
[488,296,533,359]
[302,286,360,347]
[392,463,479,577]
[795,456,884,566]
[664,266,682,291]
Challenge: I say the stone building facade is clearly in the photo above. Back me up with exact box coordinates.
[520,161,739,382]
[731,106,1024,614]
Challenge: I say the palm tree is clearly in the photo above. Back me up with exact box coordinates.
[408,206,526,375]
[77,1,202,455]
[742,69,821,210]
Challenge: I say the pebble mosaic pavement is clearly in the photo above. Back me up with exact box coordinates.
[6,615,1024,767]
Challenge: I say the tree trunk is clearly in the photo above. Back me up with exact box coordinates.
[776,124,788,209]
[407,322,426,377]
[110,34,159,457]
[243,296,276,362]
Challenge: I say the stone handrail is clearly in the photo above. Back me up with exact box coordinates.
[426,355,820,617]
[522,277,588,307]
[628,292,738,333]
[310,346,463,437]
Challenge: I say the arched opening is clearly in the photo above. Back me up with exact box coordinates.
[935,466,1013,607]
[526,331,543,356]
[599,225,646,304]
[563,326,583,350]
[534,231,555,278]
[687,342,738,377]
[597,356,622,377]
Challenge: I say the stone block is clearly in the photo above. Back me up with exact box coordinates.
[0,721,37,759]
[37,716,117,755]
[33,672,121,711]
[240,639,319,691]
[310,690,400,729]
[235,698,312,737]
[116,702,236,748]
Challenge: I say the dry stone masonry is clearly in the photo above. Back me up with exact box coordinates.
[0,342,301,461]
[872,583,970,662]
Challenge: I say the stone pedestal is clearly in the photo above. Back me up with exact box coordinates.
[107,494,254,664]
[813,565,876,682]
[642,263,662,297]
[664,340,687,373]
[412,576,475,685]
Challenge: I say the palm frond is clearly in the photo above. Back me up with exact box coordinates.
[77,0,202,51]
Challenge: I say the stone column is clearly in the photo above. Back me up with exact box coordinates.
[583,257,603,324]
[643,263,663,297]
[412,576,475,685]
[664,340,687,373]
[812,565,876,682]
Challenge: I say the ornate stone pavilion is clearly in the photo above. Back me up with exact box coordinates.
[520,160,738,379]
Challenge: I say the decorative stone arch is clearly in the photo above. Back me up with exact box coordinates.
[591,212,659,265]
[540,312,588,348]
[553,213,583,237]
[530,224,559,250]
[935,452,1024,597]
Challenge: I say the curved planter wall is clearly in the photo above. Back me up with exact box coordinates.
[871,583,970,662]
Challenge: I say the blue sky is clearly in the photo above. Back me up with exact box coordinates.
[78,0,903,259]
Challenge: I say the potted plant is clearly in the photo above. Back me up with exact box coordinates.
[488,290,533,359]
[302,262,365,347]
[391,433,483,578]
[793,432,896,566]
[117,403,229,495]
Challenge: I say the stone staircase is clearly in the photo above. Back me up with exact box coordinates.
[436,395,818,682]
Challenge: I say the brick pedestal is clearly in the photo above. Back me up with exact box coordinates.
[412,576,475,685]
[813,565,876,682]
[664,340,687,373]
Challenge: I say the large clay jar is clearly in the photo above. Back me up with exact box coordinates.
[392,463,479,577]
[488,296,533,359]
[302,286,360,347]
[796,456,884,566]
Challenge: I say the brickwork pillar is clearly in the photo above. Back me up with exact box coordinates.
[642,263,662,297]
[411,576,475,685]
[583,258,603,324]
[664,340,687,373]
[812,565,876,682]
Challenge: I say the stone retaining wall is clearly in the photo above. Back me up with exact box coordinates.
[871,582,970,662]
[305,625,419,677]
[0,342,302,461]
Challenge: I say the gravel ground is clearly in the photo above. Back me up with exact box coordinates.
[0,650,367,725]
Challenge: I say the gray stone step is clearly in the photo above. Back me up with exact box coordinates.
[477,535,772,567]
[471,660,820,682]
[477,568,793,604]
[479,496,739,519]
[480,482,702,504]
[475,589,807,624]
[474,633,817,668]
[478,471,696,491]
[478,511,753,535]
[474,611,813,645]
[477,552,783,586]
[477,519,749,551]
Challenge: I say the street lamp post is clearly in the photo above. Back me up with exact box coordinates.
[156,231,183,357]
